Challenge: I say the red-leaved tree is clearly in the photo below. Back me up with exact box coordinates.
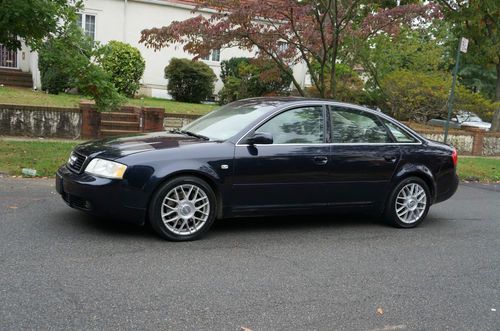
[140,0,439,98]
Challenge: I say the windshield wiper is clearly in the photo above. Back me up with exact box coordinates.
[179,130,210,140]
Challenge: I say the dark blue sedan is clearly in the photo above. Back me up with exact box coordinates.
[56,98,459,241]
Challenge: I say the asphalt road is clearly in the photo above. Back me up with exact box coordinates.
[0,177,499,331]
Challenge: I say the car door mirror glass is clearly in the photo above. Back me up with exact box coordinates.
[247,132,273,145]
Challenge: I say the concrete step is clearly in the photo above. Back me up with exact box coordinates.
[101,112,139,122]
[100,120,140,131]
[100,129,142,137]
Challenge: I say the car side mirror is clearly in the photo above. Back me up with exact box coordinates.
[246,132,273,145]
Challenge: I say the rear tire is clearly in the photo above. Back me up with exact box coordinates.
[384,177,430,228]
[148,176,217,241]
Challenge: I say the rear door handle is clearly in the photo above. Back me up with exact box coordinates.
[383,155,398,163]
[312,156,328,165]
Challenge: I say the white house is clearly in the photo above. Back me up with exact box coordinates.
[0,0,308,99]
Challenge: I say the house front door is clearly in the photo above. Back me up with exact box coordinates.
[0,44,17,68]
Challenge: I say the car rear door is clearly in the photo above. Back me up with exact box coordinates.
[327,105,402,206]
[231,105,331,213]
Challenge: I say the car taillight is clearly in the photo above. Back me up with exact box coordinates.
[451,148,458,167]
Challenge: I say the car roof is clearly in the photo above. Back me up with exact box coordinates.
[231,97,369,111]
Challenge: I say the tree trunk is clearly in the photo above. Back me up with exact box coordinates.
[491,63,500,131]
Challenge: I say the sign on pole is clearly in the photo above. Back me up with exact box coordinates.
[460,37,469,53]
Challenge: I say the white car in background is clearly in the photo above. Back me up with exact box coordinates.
[456,111,491,130]
[428,111,491,131]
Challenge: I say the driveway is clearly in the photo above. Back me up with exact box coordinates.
[0,178,498,330]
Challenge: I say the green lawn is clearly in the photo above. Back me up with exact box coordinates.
[1,139,499,182]
[0,140,78,177]
[458,156,500,182]
[0,86,215,115]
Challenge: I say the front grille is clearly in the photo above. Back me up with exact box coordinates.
[67,151,87,173]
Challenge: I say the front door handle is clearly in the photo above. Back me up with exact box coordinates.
[383,155,398,163]
[312,156,328,165]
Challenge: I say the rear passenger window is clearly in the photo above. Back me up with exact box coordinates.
[382,119,417,143]
[330,107,391,144]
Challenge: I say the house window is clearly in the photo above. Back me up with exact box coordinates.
[202,49,221,62]
[278,41,288,53]
[77,13,96,40]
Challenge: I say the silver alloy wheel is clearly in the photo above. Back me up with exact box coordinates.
[161,184,210,235]
[395,183,427,224]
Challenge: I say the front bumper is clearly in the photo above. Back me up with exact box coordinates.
[56,165,148,225]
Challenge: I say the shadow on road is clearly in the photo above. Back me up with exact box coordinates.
[51,208,391,241]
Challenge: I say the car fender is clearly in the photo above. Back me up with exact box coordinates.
[145,159,223,191]
[392,163,437,203]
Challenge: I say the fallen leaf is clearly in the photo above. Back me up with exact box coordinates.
[8,206,18,209]
[376,307,384,316]
[241,327,254,331]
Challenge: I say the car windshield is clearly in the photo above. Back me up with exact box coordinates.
[181,100,279,141]
[456,112,482,123]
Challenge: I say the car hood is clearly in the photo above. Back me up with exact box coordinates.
[75,131,210,160]
[461,121,491,130]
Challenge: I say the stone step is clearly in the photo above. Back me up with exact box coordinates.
[0,79,33,87]
[0,69,32,77]
[100,129,142,137]
[0,70,33,87]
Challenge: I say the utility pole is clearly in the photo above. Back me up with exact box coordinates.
[444,37,468,144]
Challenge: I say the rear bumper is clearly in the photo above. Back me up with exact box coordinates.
[55,165,147,225]
[435,173,459,204]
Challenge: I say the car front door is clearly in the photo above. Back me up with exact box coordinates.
[328,106,402,206]
[231,105,331,214]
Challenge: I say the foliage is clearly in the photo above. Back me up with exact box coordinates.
[100,41,146,97]
[37,22,124,111]
[38,40,73,94]
[437,0,500,131]
[218,57,292,104]
[351,24,452,93]
[164,58,216,103]
[459,64,497,101]
[0,0,81,51]
[307,64,366,104]
[140,0,439,98]
[381,70,498,122]
[438,0,499,74]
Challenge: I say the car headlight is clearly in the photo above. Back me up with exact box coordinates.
[85,158,127,179]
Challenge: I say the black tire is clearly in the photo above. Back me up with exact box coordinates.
[384,176,431,228]
[148,176,217,241]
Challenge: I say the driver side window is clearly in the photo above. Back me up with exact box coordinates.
[257,106,324,144]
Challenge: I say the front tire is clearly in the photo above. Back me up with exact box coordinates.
[385,177,430,228]
[149,176,217,241]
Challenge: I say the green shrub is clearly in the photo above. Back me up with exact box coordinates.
[218,57,292,104]
[100,41,145,97]
[164,58,216,103]
[381,70,498,122]
[38,39,73,94]
[306,63,366,104]
[38,22,124,111]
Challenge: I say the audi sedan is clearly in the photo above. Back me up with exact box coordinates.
[56,98,459,241]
